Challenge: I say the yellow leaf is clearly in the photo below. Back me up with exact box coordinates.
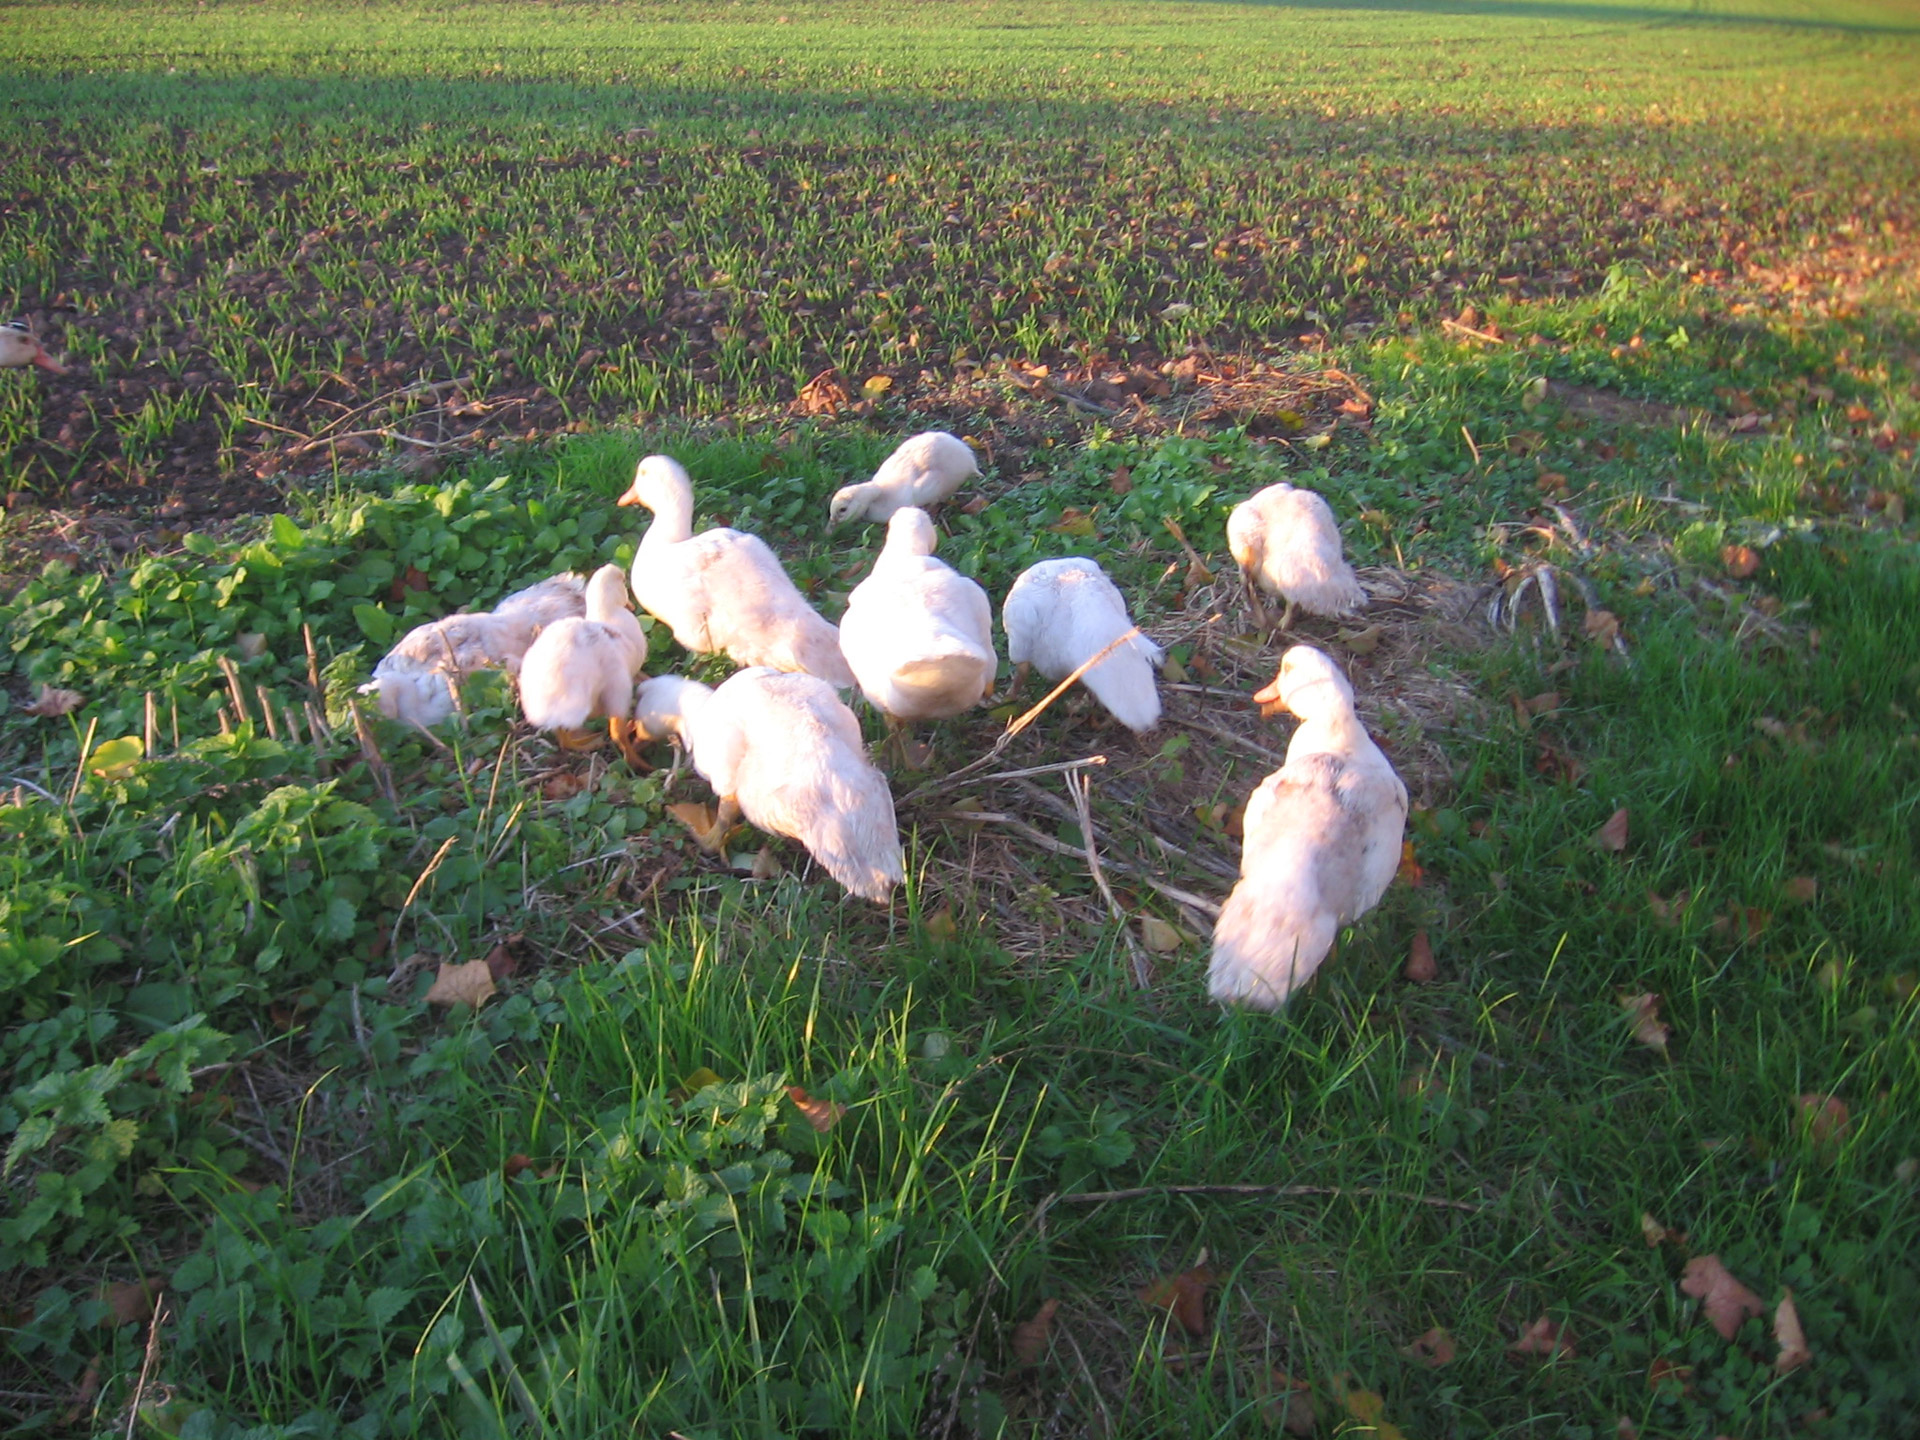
[680,1067,724,1095]
[1335,623,1384,654]
[861,374,892,399]
[924,905,957,942]
[424,959,496,1009]
[1048,507,1097,537]
[1340,1381,1410,1440]
[1138,916,1185,953]
[86,736,145,781]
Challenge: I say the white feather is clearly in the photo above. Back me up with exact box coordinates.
[837,508,996,722]
[517,566,649,731]
[618,454,854,687]
[828,430,980,527]
[634,669,904,903]
[1208,646,1407,1010]
[1226,481,1366,618]
[1002,557,1164,732]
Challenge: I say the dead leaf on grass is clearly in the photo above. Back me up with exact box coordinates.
[1138,915,1186,953]
[1722,544,1762,579]
[1339,1380,1410,1440]
[1048,506,1097,537]
[1404,931,1439,984]
[1783,875,1818,904]
[503,1153,536,1179]
[1584,608,1622,647]
[1138,1262,1214,1336]
[1396,839,1425,888]
[1595,807,1630,852]
[20,683,83,717]
[1640,1211,1688,1247]
[1648,1356,1694,1396]
[424,959,496,1009]
[1680,1254,1765,1340]
[1264,1372,1319,1434]
[665,800,717,838]
[99,1277,162,1327]
[1401,1326,1456,1368]
[1010,1297,1059,1367]
[1109,465,1133,495]
[786,1085,846,1133]
[923,905,957,942]
[1796,1093,1850,1147]
[1710,905,1772,943]
[542,771,588,801]
[1620,992,1672,1056]
[1774,1288,1812,1372]
[481,937,522,982]
[1336,623,1384,654]
[1646,890,1690,926]
[1509,1314,1577,1359]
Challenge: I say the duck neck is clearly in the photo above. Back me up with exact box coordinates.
[640,478,696,548]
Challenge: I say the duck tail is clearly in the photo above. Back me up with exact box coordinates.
[1206,886,1339,1010]
[1290,564,1367,619]
[1082,646,1163,733]
[808,775,905,902]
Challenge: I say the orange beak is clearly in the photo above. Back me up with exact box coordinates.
[615,488,639,507]
[31,346,66,375]
[1252,675,1286,708]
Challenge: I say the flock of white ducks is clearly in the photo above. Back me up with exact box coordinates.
[365,429,1406,1011]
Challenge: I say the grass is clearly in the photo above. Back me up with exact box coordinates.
[2,1,1918,1436]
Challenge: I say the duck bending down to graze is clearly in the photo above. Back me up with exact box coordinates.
[1225,480,1366,631]
[633,668,904,903]
[518,564,650,767]
[828,430,980,527]
[617,454,855,688]
[1208,645,1407,1010]
[836,507,997,740]
[1001,556,1165,732]
[361,572,587,727]
[0,321,65,373]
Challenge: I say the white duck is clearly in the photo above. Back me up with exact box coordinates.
[1226,481,1366,631]
[633,668,904,903]
[0,322,65,374]
[1208,646,1407,1010]
[361,572,586,727]
[617,454,855,687]
[518,564,650,766]
[1002,557,1165,732]
[829,430,980,527]
[837,507,996,737]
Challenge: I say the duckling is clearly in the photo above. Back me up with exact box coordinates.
[837,507,996,741]
[1225,481,1365,631]
[0,322,65,374]
[1002,556,1165,732]
[518,565,650,766]
[828,430,979,527]
[361,572,586,727]
[617,454,855,687]
[633,668,904,903]
[1208,645,1407,1010]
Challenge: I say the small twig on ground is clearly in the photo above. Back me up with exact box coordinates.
[123,1290,168,1440]
[1461,425,1483,467]
[1442,317,1507,345]
[946,809,1221,917]
[1065,769,1155,997]
[1167,714,1286,765]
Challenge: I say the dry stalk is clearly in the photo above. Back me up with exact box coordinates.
[1064,769,1154,996]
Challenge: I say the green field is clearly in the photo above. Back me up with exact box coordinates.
[2,2,1918,1436]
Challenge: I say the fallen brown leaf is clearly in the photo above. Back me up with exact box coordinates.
[1783,875,1819,904]
[1138,1264,1214,1337]
[424,959,496,1009]
[1639,1211,1688,1247]
[1773,1288,1811,1372]
[542,771,587,801]
[1396,839,1425,888]
[923,905,957,942]
[1620,992,1671,1056]
[1010,1297,1058,1367]
[1401,1325,1456,1368]
[21,683,84,717]
[100,1277,161,1327]
[1404,931,1439,984]
[58,1354,102,1428]
[1721,544,1761,578]
[1680,1254,1765,1340]
[1264,1372,1319,1435]
[1339,1381,1409,1440]
[1646,890,1689,926]
[786,1084,847,1133]
[1709,905,1772,943]
[1109,465,1133,495]
[1585,608,1622,647]
[1336,623,1384,654]
[503,1153,536,1179]
[1595,807,1630,852]
[1796,1093,1850,1147]
[1615,1418,1639,1440]
[1508,1314,1576,1359]
[481,937,521,982]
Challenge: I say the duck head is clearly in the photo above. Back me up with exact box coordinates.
[827,481,873,528]
[616,454,692,511]
[883,506,939,557]
[583,563,632,620]
[1253,645,1354,720]
[631,674,713,743]
[0,322,65,374]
